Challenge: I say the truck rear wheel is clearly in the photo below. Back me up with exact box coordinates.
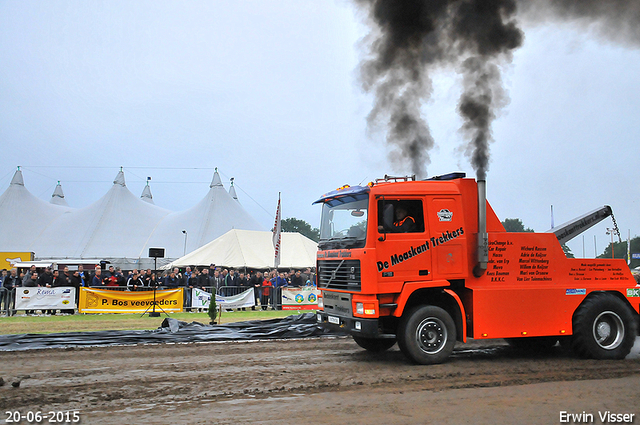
[571,293,637,360]
[352,336,396,352]
[397,305,456,364]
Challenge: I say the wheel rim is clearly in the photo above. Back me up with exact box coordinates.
[592,311,625,350]
[416,317,447,354]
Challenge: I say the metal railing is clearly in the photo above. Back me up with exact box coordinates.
[0,284,293,315]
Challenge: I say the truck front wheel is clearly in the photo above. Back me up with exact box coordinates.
[397,305,456,364]
[571,293,637,360]
[352,336,396,352]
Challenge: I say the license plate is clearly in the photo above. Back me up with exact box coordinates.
[328,316,340,325]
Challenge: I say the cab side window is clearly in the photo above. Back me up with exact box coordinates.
[377,200,424,233]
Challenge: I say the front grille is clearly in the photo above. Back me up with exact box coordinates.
[317,259,361,291]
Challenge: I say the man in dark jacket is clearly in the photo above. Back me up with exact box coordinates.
[164,271,180,288]
[37,267,54,287]
[23,271,38,315]
[3,268,21,315]
[197,268,211,290]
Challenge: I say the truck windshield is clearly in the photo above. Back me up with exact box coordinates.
[318,198,368,250]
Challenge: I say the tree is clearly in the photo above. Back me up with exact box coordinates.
[502,218,574,258]
[598,236,640,269]
[281,217,320,242]
[502,218,534,233]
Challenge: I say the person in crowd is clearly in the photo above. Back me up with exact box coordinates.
[92,267,104,286]
[237,272,249,310]
[141,269,153,287]
[126,271,144,291]
[290,270,304,287]
[65,269,82,315]
[59,266,76,314]
[250,271,263,311]
[198,267,211,291]
[271,271,288,289]
[22,265,37,285]
[77,265,90,287]
[270,271,288,310]
[23,271,38,315]
[184,268,198,311]
[102,265,118,286]
[127,269,139,281]
[211,269,223,294]
[3,268,21,316]
[114,267,126,286]
[0,269,6,315]
[224,269,238,296]
[208,263,216,277]
[61,266,72,286]
[172,267,183,284]
[23,271,38,287]
[261,274,272,310]
[45,269,64,315]
[150,272,157,287]
[164,270,180,288]
[35,266,55,314]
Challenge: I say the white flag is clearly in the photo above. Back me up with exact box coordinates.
[272,193,282,269]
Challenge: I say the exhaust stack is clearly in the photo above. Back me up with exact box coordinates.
[473,179,488,277]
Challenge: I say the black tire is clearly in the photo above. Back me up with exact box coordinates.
[505,336,559,353]
[352,335,396,352]
[397,305,456,365]
[571,293,637,360]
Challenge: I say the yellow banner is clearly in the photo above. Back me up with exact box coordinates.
[0,252,34,269]
[79,288,183,313]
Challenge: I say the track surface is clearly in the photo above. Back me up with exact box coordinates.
[1,337,639,424]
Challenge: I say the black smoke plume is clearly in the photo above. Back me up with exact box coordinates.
[517,0,640,47]
[356,0,522,179]
[355,0,638,180]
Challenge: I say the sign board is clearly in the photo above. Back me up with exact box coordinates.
[632,253,640,259]
[79,287,183,313]
[281,288,321,310]
[0,252,35,270]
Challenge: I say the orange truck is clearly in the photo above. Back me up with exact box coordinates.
[314,173,639,364]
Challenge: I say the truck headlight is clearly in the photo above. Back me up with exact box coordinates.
[356,302,364,314]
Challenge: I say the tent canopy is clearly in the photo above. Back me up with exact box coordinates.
[164,229,318,270]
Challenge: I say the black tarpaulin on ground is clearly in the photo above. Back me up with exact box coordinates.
[0,313,345,351]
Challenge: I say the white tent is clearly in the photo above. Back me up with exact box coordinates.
[164,229,318,270]
[0,167,267,266]
[32,170,172,259]
[0,169,71,251]
[143,170,264,258]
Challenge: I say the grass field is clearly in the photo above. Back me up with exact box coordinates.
[0,310,300,335]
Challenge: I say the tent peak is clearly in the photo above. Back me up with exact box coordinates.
[113,169,126,187]
[229,177,238,201]
[141,184,154,204]
[10,168,24,186]
[50,181,69,206]
[210,168,223,188]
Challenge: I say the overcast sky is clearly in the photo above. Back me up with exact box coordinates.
[1,1,638,258]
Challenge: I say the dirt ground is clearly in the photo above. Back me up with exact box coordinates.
[1,336,639,424]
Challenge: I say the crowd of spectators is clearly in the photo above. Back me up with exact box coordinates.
[0,264,317,316]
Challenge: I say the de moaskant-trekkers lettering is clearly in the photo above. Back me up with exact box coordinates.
[377,227,464,272]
